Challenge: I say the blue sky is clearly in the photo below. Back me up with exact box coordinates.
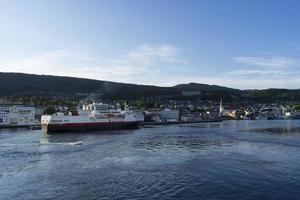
[1,0,300,89]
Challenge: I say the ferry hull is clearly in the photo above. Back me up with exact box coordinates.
[42,121,140,133]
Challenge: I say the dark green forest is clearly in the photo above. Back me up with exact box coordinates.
[1,72,300,104]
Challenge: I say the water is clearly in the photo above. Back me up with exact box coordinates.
[1,120,300,200]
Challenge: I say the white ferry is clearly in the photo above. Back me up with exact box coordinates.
[41,103,144,133]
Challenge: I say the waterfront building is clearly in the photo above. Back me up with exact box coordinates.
[285,110,300,119]
[35,106,46,119]
[144,111,161,122]
[0,105,36,126]
[160,108,179,122]
[181,115,194,122]
[144,109,179,122]
[206,110,221,120]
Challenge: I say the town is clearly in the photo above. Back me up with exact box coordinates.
[1,98,300,128]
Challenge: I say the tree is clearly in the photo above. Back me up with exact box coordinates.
[132,100,145,109]
[43,106,57,115]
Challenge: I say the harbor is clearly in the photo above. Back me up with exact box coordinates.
[1,120,300,200]
[2,0,300,199]
[1,101,300,133]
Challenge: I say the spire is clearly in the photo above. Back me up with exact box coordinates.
[219,98,223,116]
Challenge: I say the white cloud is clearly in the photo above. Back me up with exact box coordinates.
[229,54,300,87]
[1,46,300,89]
[221,76,300,89]
[125,44,187,65]
[0,44,186,84]
[225,69,290,76]
[145,74,300,89]
[233,56,296,69]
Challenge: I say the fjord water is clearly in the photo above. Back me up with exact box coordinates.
[1,121,300,200]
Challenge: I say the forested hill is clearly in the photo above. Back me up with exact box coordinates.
[0,72,179,98]
[1,72,300,102]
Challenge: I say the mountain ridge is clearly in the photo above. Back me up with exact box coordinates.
[1,72,300,102]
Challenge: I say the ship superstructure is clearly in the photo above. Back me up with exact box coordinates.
[41,103,144,133]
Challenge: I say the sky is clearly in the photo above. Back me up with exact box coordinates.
[1,0,300,89]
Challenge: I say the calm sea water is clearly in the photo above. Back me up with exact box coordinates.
[1,120,300,200]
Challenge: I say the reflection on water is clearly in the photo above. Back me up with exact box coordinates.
[1,120,300,200]
[179,122,224,129]
[133,135,226,151]
[40,129,138,145]
[246,126,300,135]
[40,132,83,144]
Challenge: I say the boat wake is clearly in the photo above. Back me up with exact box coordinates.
[68,141,83,145]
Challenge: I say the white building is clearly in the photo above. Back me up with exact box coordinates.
[0,105,36,126]
[285,110,300,119]
[160,108,179,122]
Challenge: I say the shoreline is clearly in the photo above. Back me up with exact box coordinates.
[0,120,222,131]
[140,119,222,126]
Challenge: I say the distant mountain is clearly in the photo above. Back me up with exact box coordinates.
[0,72,300,102]
[0,72,180,99]
[243,89,300,102]
[174,82,241,93]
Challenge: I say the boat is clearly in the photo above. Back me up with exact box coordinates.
[255,106,284,120]
[41,103,144,133]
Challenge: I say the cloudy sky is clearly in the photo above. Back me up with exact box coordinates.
[1,0,300,89]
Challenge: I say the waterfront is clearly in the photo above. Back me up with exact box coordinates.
[1,120,300,200]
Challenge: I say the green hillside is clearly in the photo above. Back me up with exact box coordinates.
[1,72,300,102]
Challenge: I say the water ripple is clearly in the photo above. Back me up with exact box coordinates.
[1,121,300,200]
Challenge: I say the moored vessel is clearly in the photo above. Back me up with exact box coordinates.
[41,103,144,133]
[255,105,284,120]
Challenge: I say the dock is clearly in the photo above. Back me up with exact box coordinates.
[0,125,41,130]
[140,119,222,126]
